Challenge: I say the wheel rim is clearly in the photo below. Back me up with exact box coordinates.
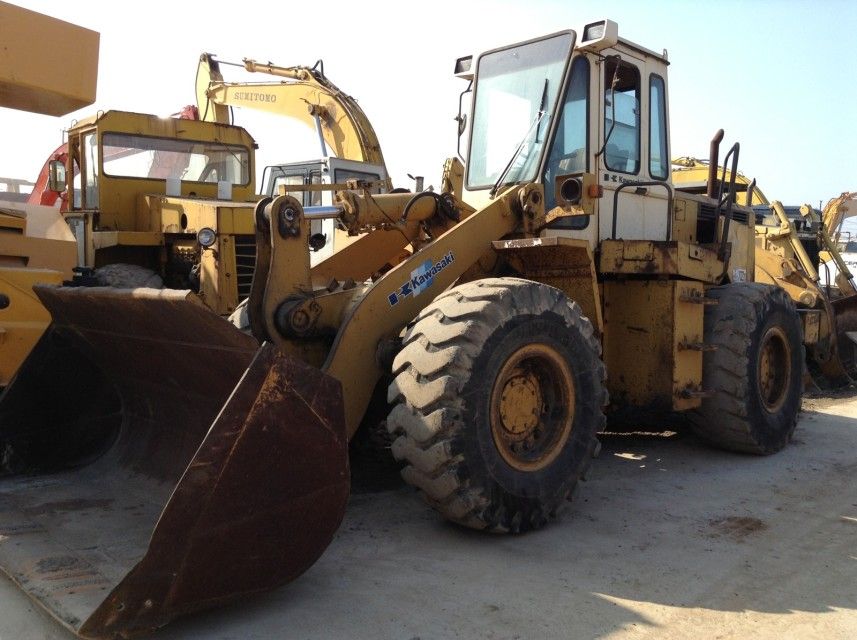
[489,343,575,472]
[757,326,791,413]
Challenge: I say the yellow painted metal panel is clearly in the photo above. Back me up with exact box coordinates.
[603,280,703,412]
[0,267,63,386]
[92,231,163,249]
[491,236,603,334]
[0,2,99,115]
[599,239,723,282]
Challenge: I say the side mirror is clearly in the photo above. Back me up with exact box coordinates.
[48,160,67,192]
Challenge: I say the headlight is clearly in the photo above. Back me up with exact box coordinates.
[197,227,217,248]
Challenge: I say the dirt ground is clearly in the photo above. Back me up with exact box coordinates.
[2,392,856,639]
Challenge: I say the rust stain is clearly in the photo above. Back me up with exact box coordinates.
[708,516,767,540]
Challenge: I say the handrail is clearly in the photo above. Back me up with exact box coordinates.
[716,142,740,263]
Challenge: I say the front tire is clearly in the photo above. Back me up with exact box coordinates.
[387,278,606,533]
[689,283,804,454]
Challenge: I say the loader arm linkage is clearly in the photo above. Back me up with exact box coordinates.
[250,184,544,436]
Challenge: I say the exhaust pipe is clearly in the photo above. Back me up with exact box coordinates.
[707,129,724,199]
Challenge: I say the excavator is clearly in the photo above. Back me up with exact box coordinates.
[195,52,390,188]
[195,52,393,261]
[672,155,769,205]
[0,19,832,638]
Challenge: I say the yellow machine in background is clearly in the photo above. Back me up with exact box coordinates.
[195,53,390,186]
[0,2,98,115]
[672,155,769,205]
[56,110,259,315]
[195,53,393,262]
[754,193,857,381]
[0,18,823,639]
[0,2,99,385]
[5,40,400,385]
[0,202,76,385]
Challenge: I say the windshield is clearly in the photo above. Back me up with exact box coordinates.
[101,133,251,185]
[466,32,574,189]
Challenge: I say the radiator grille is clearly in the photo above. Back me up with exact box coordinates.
[234,235,256,302]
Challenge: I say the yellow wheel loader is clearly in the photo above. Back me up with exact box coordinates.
[0,20,811,638]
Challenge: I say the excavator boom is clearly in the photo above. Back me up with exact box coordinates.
[196,53,391,189]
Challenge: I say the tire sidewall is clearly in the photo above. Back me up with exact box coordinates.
[746,293,803,451]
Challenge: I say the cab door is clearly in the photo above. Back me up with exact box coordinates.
[597,50,671,242]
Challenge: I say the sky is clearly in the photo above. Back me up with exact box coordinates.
[2,0,856,213]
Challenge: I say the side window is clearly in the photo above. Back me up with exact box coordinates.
[603,59,640,174]
[272,172,311,206]
[649,74,668,180]
[333,168,382,194]
[83,132,99,208]
[543,56,589,216]
[309,170,322,207]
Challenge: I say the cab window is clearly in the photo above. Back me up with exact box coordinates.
[603,59,640,174]
[649,74,668,180]
[272,171,315,207]
[333,168,382,194]
[544,56,589,227]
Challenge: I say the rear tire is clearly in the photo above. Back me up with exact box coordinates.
[387,278,606,533]
[833,302,857,378]
[689,283,804,454]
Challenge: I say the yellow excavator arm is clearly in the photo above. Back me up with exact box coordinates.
[196,53,390,188]
[821,191,857,237]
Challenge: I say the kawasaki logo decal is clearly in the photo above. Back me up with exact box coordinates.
[387,252,455,307]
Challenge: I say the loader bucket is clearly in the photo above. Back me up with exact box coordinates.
[0,286,350,639]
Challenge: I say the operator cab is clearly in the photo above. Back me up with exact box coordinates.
[457,19,673,245]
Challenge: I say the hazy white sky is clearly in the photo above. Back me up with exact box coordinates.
[2,0,856,208]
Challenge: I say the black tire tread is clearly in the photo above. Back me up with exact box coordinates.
[688,283,803,454]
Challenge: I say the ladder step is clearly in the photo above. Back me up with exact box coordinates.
[678,341,718,352]
[679,293,719,305]
[679,387,716,399]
